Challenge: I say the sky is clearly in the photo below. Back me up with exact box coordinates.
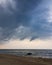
[0,0,52,49]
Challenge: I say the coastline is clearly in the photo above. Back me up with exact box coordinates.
[0,54,52,65]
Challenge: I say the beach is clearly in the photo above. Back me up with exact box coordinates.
[0,54,52,65]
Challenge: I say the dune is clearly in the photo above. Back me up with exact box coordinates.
[0,54,52,65]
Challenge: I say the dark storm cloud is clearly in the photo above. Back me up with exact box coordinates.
[0,0,42,28]
[0,0,52,42]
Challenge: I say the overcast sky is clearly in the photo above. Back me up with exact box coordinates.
[0,0,52,49]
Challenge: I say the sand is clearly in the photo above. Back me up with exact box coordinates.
[0,54,52,65]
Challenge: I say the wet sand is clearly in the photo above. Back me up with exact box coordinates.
[0,54,52,65]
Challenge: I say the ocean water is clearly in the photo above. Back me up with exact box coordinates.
[0,49,52,58]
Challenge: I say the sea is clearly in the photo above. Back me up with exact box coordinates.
[0,49,52,58]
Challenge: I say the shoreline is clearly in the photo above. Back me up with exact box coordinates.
[0,54,52,65]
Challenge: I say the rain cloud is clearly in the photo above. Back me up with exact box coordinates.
[0,0,52,42]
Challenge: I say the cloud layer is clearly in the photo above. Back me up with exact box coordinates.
[0,0,52,42]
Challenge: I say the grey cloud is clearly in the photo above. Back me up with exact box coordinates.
[0,0,52,42]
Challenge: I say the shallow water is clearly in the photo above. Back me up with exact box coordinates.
[0,49,52,58]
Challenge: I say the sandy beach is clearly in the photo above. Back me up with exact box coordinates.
[0,54,52,65]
